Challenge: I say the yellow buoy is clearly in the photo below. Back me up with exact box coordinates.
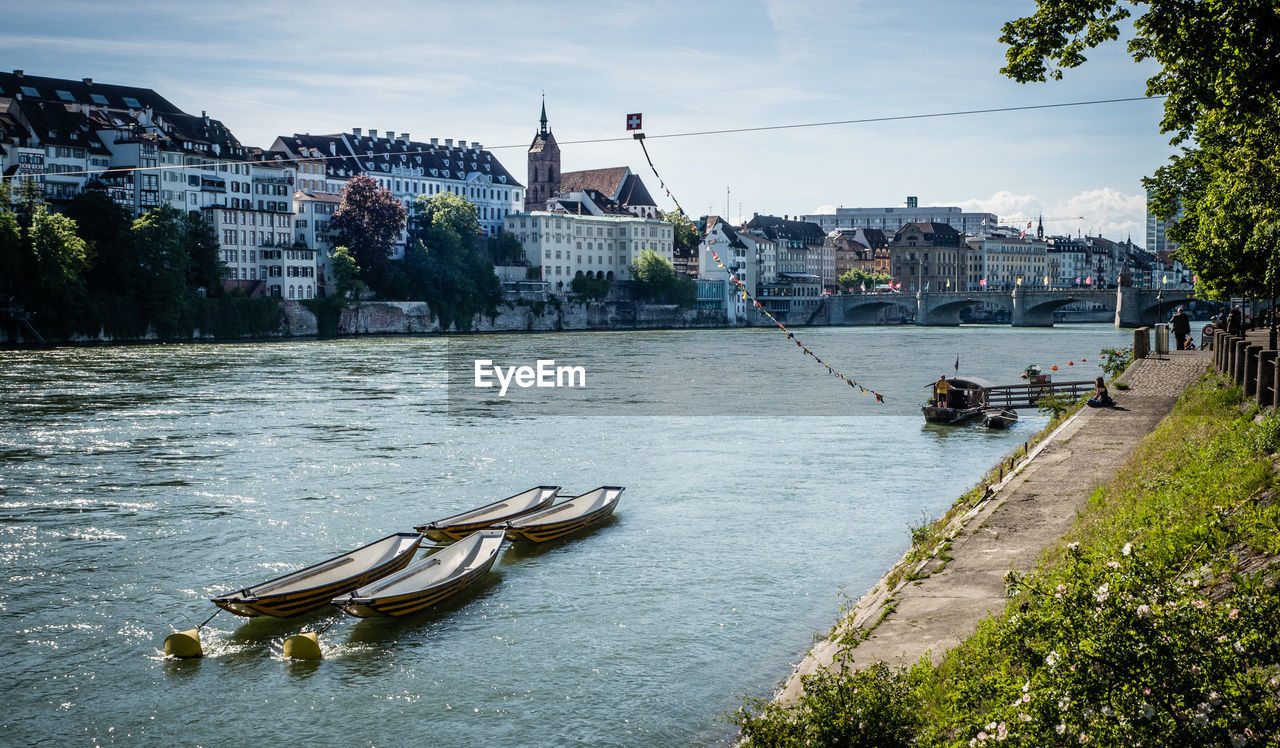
[283,632,323,660]
[164,628,204,659]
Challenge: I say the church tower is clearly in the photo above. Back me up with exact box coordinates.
[526,96,560,212]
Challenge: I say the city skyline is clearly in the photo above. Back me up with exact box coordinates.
[5,0,1173,241]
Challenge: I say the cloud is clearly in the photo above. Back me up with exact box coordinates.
[949,188,1145,243]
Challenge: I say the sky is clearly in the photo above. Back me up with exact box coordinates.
[4,0,1175,243]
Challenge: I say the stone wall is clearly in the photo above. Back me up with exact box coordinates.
[3,300,731,346]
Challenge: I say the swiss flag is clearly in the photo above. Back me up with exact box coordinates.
[626,113,643,131]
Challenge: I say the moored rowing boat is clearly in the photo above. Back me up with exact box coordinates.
[498,486,624,543]
[332,530,505,617]
[414,486,559,542]
[210,533,423,617]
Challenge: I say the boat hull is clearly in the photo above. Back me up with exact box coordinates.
[211,533,422,618]
[983,409,1018,429]
[922,405,983,424]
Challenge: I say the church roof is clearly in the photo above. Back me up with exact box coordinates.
[561,166,628,196]
[528,129,558,154]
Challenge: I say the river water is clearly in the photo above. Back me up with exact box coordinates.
[0,324,1130,745]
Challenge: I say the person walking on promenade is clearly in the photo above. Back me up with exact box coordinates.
[1087,376,1115,408]
[1170,306,1192,350]
[1227,305,1243,337]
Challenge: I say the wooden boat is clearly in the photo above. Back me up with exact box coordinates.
[211,533,423,618]
[983,408,1018,429]
[498,486,624,543]
[331,530,505,618]
[414,486,559,542]
[922,376,994,424]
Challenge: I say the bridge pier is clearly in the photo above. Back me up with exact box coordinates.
[1010,288,1054,327]
[1114,287,1144,328]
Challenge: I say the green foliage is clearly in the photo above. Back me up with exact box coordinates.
[130,205,191,339]
[489,232,525,265]
[629,249,696,307]
[734,378,1280,746]
[732,659,922,747]
[181,210,226,296]
[402,192,501,331]
[1000,1,1280,300]
[839,267,893,289]
[329,246,364,300]
[662,209,699,254]
[570,273,610,302]
[330,174,407,296]
[1100,346,1133,380]
[1035,391,1079,420]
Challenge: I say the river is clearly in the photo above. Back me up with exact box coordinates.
[0,324,1131,745]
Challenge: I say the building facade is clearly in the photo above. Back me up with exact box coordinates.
[805,201,997,237]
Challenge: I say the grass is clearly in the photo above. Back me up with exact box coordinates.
[732,374,1280,746]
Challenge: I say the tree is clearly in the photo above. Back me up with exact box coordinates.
[330,246,364,300]
[330,174,406,295]
[182,210,226,296]
[999,1,1280,299]
[63,185,134,296]
[629,248,696,307]
[404,192,501,331]
[570,273,610,301]
[489,232,525,265]
[839,267,893,289]
[21,205,90,336]
[130,205,191,338]
[662,209,699,254]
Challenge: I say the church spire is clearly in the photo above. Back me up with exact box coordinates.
[539,94,548,135]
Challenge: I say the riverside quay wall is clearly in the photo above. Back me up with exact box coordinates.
[1,299,731,346]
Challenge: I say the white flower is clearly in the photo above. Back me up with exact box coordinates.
[1122,542,1132,556]
[1067,542,1079,550]
[1056,723,1066,735]
[1137,604,1151,618]
[1020,713,1031,723]
[996,722,1008,741]
[1095,583,1110,603]
[1046,651,1060,669]
[1140,703,1154,719]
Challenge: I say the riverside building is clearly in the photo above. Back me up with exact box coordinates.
[504,189,674,291]
[804,198,997,237]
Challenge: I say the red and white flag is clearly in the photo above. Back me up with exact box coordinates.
[1085,277,1092,286]
[626,113,643,131]
[979,278,987,288]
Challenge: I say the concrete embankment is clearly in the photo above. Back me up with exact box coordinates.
[780,348,1211,701]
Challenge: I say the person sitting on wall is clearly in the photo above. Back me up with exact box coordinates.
[1087,376,1115,408]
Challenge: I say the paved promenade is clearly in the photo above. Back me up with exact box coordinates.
[781,348,1211,701]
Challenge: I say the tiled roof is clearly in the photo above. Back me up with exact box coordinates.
[156,111,245,158]
[741,214,825,242]
[15,100,109,153]
[561,167,628,197]
[272,131,523,188]
[0,71,184,114]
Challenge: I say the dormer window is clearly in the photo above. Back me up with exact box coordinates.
[56,90,74,102]
[123,97,141,108]
[21,86,38,96]
[90,93,108,105]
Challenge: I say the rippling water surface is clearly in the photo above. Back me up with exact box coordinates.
[0,325,1129,745]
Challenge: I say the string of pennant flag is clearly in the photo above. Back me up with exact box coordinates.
[633,122,886,403]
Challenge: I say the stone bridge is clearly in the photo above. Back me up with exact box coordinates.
[824,288,1192,328]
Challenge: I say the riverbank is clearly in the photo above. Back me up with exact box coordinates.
[0,298,731,347]
[734,348,1280,744]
